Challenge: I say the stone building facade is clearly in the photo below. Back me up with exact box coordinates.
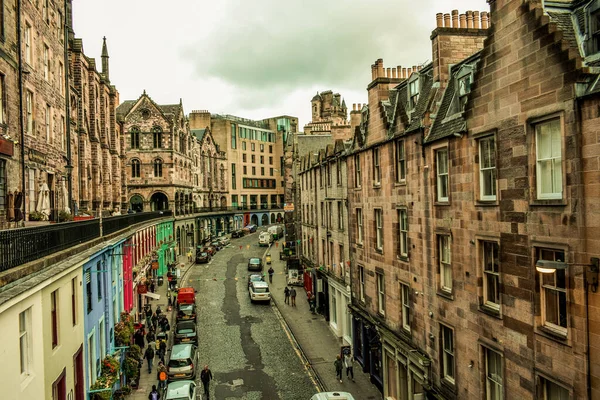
[345,3,600,400]
[304,90,356,141]
[298,139,352,343]
[0,0,124,228]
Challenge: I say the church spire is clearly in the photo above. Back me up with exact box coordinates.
[101,36,109,80]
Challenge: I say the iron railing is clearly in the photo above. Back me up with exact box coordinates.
[190,205,284,214]
[0,211,173,272]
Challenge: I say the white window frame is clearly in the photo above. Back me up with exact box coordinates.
[541,377,569,400]
[45,104,51,142]
[373,147,381,185]
[88,329,96,385]
[400,282,410,332]
[439,235,452,292]
[19,308,32,376]
[58,62,64,95]
[377,273,385,315]
[436,149,449,202]
[396,139,406,182]
[357,208,363,244]
[479,136,497,201]
[535,118,562,200]
[482,241,500,309]
[408,76,420,109]
[484,347,503,400]
[441,324,455,383]
[43,45,49,80]
[398,209,408,257]
[26,91,33,134]
[25,24,32,64]
[538,248,568,334]
[375,208,383,251]
[99,317,105,360]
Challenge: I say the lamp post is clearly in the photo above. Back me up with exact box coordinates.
[535,256,599,400]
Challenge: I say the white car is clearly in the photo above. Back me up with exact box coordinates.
[258,232,273,246]
[249,281,271,303]
[165,380,197,400]
[310,392,356,400]
[219,236,230,246]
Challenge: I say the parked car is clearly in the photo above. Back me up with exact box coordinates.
[210,241,223,251]
[247,273,264,287]
[231,229,245,238]
[244,224,257,233]
[167,344,198,382]
[268,225,284,240]
[174,321,198,345]
[219,236,231,246]
[176,287,196,305]
[247,257,263,271]
[258,231,273,246]
[195,251,211,264]
[176,303,197,323]
[310,392,356,400]
[165,380,197,400]
[249,281,271,303]
[203,246,216,256]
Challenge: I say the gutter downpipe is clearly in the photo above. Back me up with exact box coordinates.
[17,0,26,225]
[63,0,73,213]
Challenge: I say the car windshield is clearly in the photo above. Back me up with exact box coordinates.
[250,275,262,282]
[168,359,190,368]
[199,253,208,257]
[249,258,260,264]
[179,305,194,315]
[177,322,195,334]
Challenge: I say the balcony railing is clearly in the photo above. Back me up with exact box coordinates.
[0,211,172,273]
[190,205,284,214]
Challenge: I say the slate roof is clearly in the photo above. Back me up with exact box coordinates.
[116,100,136,121]
[547,11,580,53]
[426,54,480,144]
[191,129,206,141]
[159,104,181,118]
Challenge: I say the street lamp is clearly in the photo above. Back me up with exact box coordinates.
[535,257,600,292]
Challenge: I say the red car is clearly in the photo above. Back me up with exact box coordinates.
[203,246,216,256]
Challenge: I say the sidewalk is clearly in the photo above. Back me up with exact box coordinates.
[129,255,194,400]
[267,242,383,400]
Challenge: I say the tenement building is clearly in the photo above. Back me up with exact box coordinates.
[345,3,600,400]
[189,110,297,228]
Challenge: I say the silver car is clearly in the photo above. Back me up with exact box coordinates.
[165,380,197,400]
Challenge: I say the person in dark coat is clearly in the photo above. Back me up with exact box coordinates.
[144,346,155,374]
[134,329,145,348]
[284,287,290,305]
[200,365,213,399]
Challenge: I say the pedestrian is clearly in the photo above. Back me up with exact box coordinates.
[284,286,290,304]
[334,355,343,383]
[145,305,153,327]
[151,313,158,330]
[156,362,168,391]
[148,384,160,400]
[158,339,167,364]
[156,305,162,317]
[309,293,316,314]
[200,364,213,399]
[268,266,274,283]
[290,287,297,307]
[146,328,155,345]
[150,280,156,293]
[144,345,155,374]
[134,329,145,348]
[344,352,355,382]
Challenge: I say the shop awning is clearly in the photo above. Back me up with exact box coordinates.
[142,292,161,300]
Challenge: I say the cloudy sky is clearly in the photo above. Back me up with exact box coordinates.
[73,0,489,129]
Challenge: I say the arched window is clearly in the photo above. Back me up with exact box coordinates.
[153,159,163,178]
[131,159,141,178]
[153,126,162,149]
[130,127,140,149]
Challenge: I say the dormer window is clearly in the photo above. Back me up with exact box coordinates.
[458,73,472,108]
[408,77,420,109]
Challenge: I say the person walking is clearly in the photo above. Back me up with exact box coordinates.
[309,292,316,314]
[200,365,213,399]
[290,287,297,307]
[344,352,355,382]
[156,361,168,391]
[150,280,156,293]
[334,355,343,383]
[146,328,155,345]
[145,305,153,327]
[148,384,160,400]
[284,287,290,304]
[144,345,155,374]
[151,313,158,330]
[134,329,145,348]
[268,266,274,283]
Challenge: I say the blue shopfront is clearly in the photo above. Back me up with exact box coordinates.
[350,305,383,393]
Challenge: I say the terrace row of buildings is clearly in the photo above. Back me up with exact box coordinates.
[294,1,600,399]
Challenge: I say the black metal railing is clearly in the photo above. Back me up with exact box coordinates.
[0,211,173,273]
[190,206,284,214]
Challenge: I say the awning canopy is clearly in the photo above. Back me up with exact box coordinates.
[142,292,161,300]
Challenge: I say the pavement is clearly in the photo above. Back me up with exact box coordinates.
[128,255,194,400]
[266,240,383,400]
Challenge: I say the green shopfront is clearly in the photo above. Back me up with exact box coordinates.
[156,221,175,276]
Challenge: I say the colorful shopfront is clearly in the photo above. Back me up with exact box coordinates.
[156,221,175,277]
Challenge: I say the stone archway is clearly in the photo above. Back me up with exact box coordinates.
[277,213,283,223]
[150,192,169,211]
[220,196,227,208]
[129,194,144,212]
[261,214,269,226]
[250,214,259,226]
[270,213,276,224]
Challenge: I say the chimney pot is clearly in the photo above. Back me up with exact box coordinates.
[386,67,391,78]
[473,11,480,29]
[466,11,474,29]
[417,65,422,71]
[371,64,376,80]
[444,13,451,28]
[452,10,459,28]
[436,13,443,28]
[392,68,397,78]
[377,59,384,78]
[482,11,489,29]
[402,68,408,78]
[460,14,466,29]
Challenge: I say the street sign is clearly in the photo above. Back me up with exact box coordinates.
[284,203,294,212]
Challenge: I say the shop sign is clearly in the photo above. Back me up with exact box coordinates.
[137,284,147,294]
[151,260,159,270]
[284,203,294,212]
[0,137,14,156]
[28,149,47,164]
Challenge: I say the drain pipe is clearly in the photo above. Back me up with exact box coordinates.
[63,0,73,213]
[17,0,26,225]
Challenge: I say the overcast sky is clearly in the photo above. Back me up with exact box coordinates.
[73,0,489,129]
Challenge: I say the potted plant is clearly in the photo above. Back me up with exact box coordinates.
[114,312,134,347]
[29,211,45,221]
[89,354,120,399]
[58,210,73,221]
